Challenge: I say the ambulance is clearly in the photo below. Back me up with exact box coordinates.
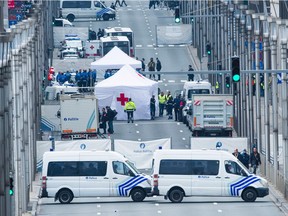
[151,149,269,203]
[40,151,151,203]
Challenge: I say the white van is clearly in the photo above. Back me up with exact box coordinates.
[60,0,116,22]
[182,80,212,124]
[40,151,151,203]
[152,149,269,203]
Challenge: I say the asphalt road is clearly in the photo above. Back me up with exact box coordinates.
[37,1,286,215]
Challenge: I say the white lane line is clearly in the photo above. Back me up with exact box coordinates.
[185,144,189,148]
[135,124,138,126]
[213,202,218,205]
[158,80,163,83]
[149,30,152,33]
[177,122,181,125]
[164,84,168,86]
[155,203,160,206]
[181,80,187,82]
[179,130,183,133]
[97,213,101,215]
[147,45,153,47]
[182,137,186,140]
[136,45,142,48]
[168,80,175,83]
[158,45,164,47]
[97,204,101,208]
[168,45,175,47]
[150,34,153,37]
[157,210,162,214]
[138,138,141,141]
[155,52,158,55]
[179,44,186,47]
[217,209,222,213]
[163,78,166,81]
[136,131,140,133]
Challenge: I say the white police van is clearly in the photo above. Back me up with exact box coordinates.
[60,0,116,22]
[152,149,269,203]
[40,150,151,203]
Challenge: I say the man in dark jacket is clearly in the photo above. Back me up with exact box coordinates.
[150,95,156,120]
[249,147,261,174]
[106,106,114,134]
[156,57,162,81]
[173,95,181,121]
[241,149,250,169]
[100,108,108,134]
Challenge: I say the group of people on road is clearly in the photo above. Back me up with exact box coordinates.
[99,106,115,134]
[52,69,97,89]
[232,147,261,174]
[114,0,127,7]
[139,57,162,81]
[148,0,178,10]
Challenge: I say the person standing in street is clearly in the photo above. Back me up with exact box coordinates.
[148,57,156,79]
[188,65,194,81]
[249,147,261,174]
[150,95,156,120]
[158,91,166,117]
[166,96,174,120]
[156,57,162,81]
[106,106,114,134]
[241,149,250,169]
[173,94,181,121]
[232,148,244,165]
[115,0,121,6]
[124,98,136,123]
[100,107,108,134]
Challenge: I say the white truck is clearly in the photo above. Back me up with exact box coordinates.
[60,94,99,139]
[53,27,89,48]
[181,80,212,125]
[187,94,234,137]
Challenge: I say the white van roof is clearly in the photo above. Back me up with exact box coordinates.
[43,150,126,161]
[153,149,235,160]
[183,81,212,89]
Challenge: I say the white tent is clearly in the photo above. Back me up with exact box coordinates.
[95,64,158,120]
[90,46,142,70]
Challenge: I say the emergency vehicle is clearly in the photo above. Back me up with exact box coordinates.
[99,36,130,56]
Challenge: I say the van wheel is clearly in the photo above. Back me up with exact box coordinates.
[67,14,75,22]
[242,188,257,202]
[103,14,110,21]
[131,188,146,202]
[168,188,184,203]
[58,189,73,204]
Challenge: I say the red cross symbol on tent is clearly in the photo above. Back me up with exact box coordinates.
[90,45,95,50]
[117,93,128,106]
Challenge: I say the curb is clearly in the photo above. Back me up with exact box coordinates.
[268,182,288,216]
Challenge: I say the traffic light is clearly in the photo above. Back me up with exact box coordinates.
[9,177,14,196]
[231,56,240,82]
[175,8,180,23]
[206,43,211,55]
[225,76,231,88]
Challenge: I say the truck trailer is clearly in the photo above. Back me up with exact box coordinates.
[187,94,234,137]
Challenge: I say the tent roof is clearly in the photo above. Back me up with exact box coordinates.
[95,64,157,88]
[90,46,142,70]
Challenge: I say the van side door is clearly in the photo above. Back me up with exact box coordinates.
[191,160,222,196]
[79,1,93,18]
[79,160,110,197]
[110,161,138,197]
[222,160,250,197]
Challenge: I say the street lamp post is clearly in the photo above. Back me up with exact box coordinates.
[245,10,254,152]
[252,14,262,153]
[279,20,288,197]
[268,17,278,185]
[240,12,247,137]
[260,15,271,177]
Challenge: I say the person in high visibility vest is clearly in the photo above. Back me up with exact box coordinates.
[158,91,166,117]
[124,98,136,123]
[215,81,219,94]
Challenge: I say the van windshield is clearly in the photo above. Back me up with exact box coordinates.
[126,160,140,174]
[187,89,210,100]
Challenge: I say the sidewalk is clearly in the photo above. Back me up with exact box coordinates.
[23,173,41,216]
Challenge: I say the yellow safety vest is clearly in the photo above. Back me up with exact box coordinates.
[158,95,166,104]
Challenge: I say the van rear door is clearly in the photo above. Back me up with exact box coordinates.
[191,159,222,196]
[78,158,110,197]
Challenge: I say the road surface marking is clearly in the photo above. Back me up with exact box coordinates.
[213,202,218,205]
[181,80,187,82]
[217,210,222,213]
[168,80,175,83]
[138,138,141,141]
[147,45,153,47]
[157,210,162,214]
[136,131,140,133]
[179,130,183,133]
[97,205,101,208]
[177,122,180,125]
[182,137,186,140]
[136,45,142,48]
[135,124,138,126]
[155,203,159,206]
[168,44,175,47]
[185,144,189,148]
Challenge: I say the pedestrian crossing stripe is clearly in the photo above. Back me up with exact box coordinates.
[118,175,148,196]
[136,44,188,48]
[229,175,260,196]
